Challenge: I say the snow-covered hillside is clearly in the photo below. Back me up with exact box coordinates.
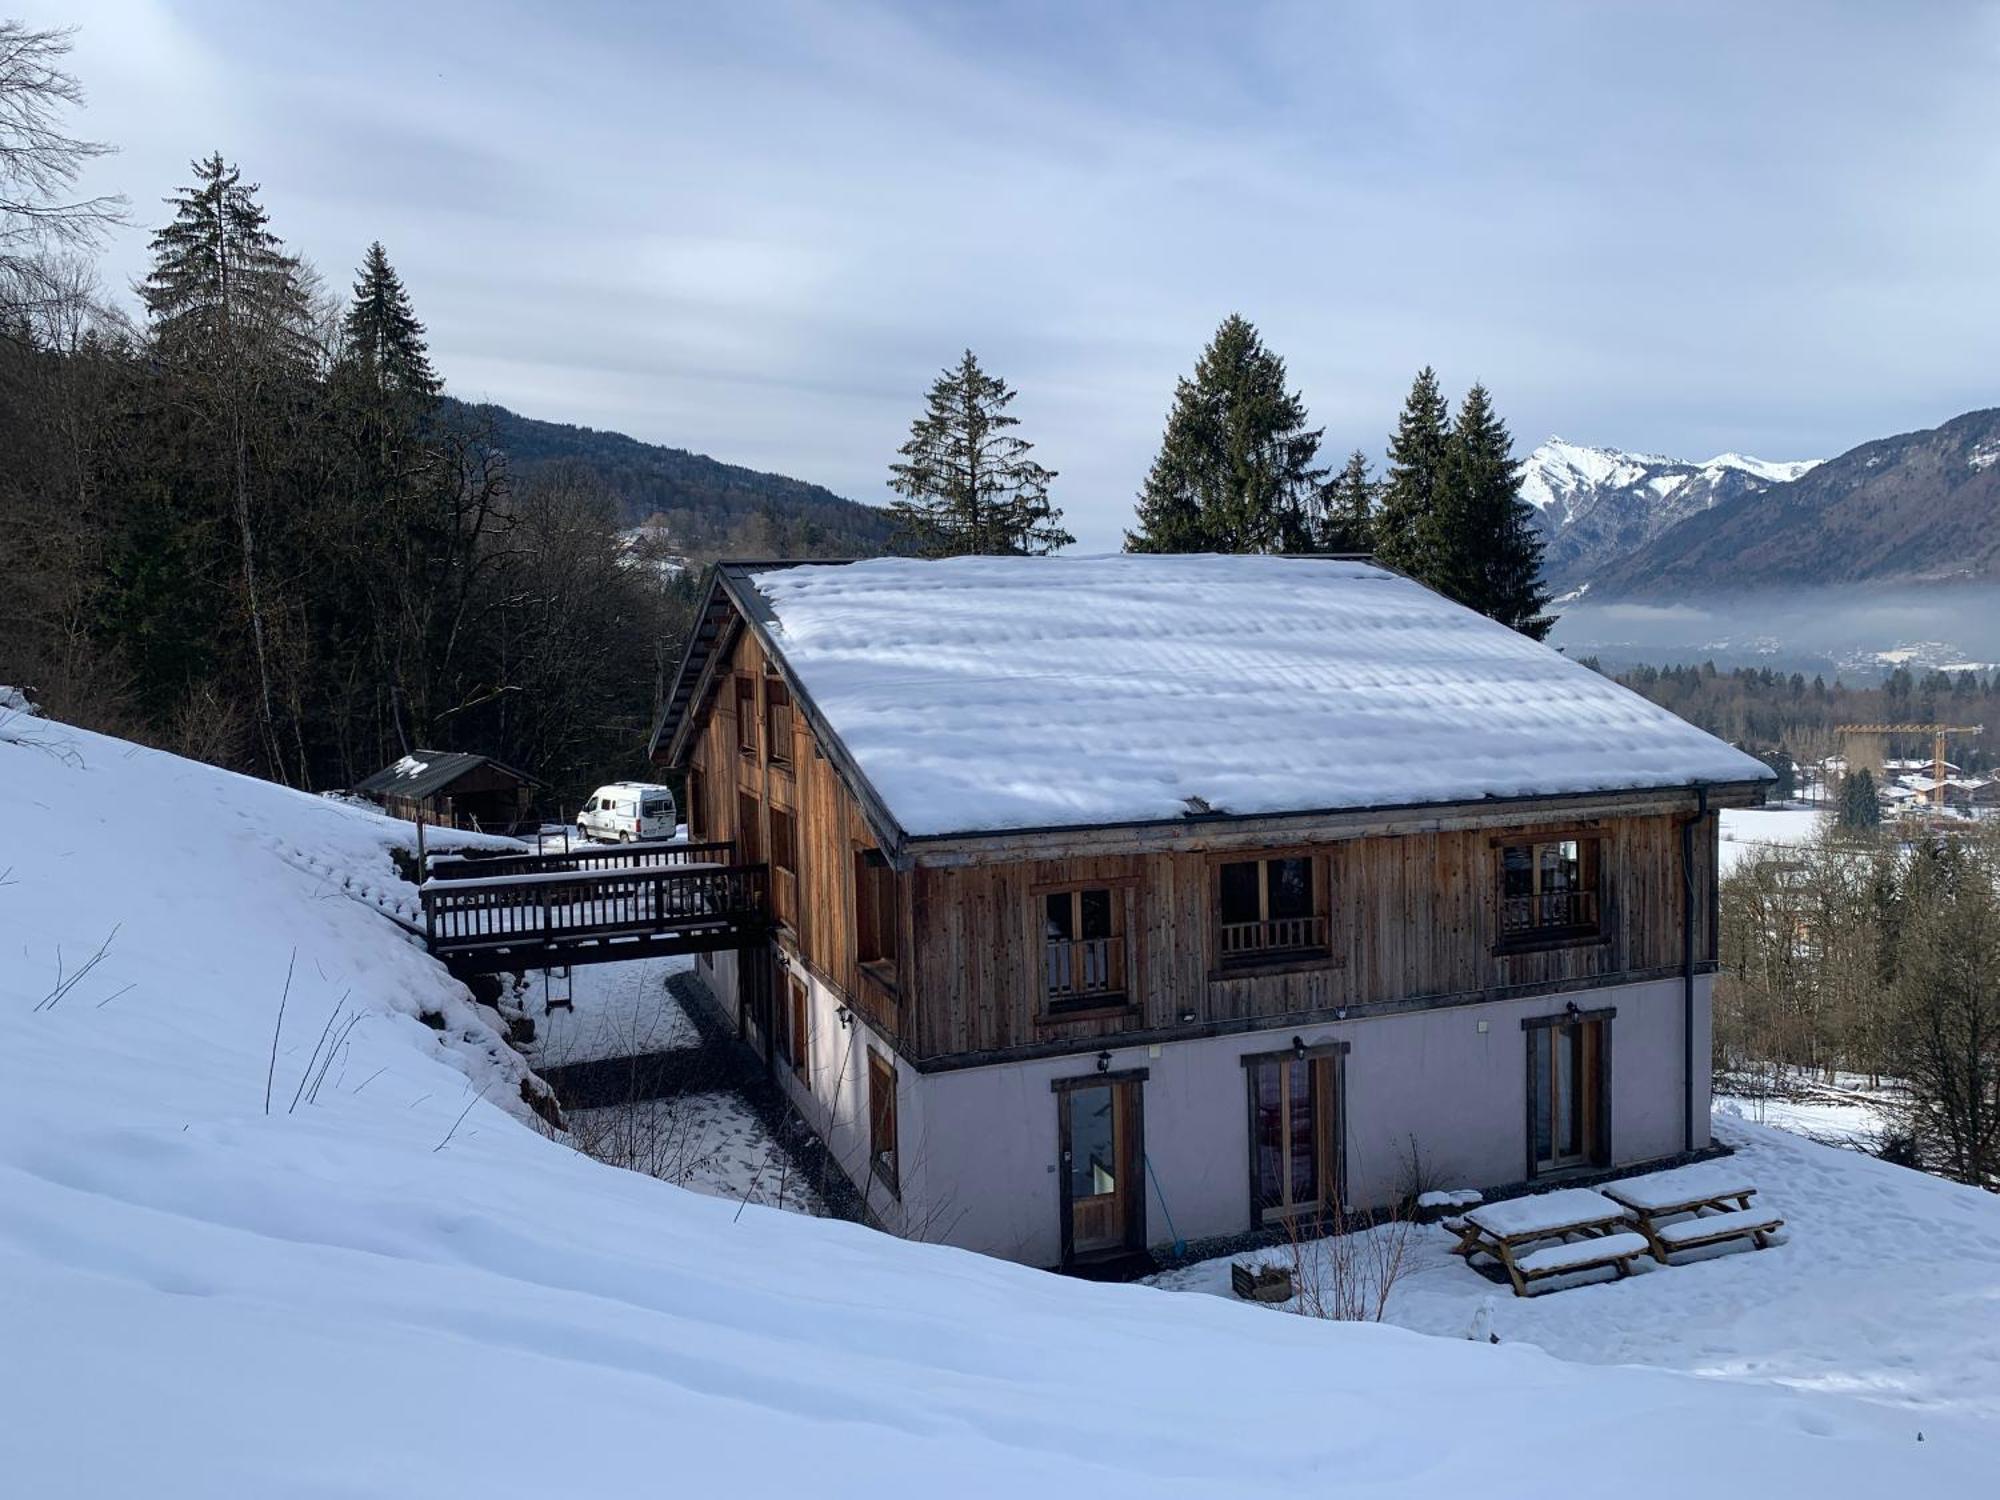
[2,707,1994,1496]
[1523,438,1821,594]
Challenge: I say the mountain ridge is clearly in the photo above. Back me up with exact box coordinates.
[1585,407,2000,597]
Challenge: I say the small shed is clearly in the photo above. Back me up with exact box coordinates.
[354,750,541,832]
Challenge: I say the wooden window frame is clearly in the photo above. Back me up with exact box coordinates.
[734,675,758,758]
[764,673,794,769]
[867,1046,899,1195]
[1494,833,1606,952]
[1210,851,1333,976]
[736,790,762,865]
[1522,1007,1614,1179]
[1240,1041,1348,1227]
[1033,879,1139,1024]
[853,848,899,988]
[783,972,809,1084]
[683,765,704,842]
[769,804,799,934]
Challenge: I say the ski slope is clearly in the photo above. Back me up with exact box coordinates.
[0,706,1991,1497]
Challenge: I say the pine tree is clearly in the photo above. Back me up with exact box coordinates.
[140,154,316,780]
[1372,366,1449,579]
[142,152,313,370]
[339,242,439,402]
[1318,448,1376,553]
[1126,314,1326,554]
[887,350,1069,556]
[1841,769,1882,830]
[1438,383,1553,639]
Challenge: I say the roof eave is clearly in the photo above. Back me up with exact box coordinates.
[895,777,1772,867]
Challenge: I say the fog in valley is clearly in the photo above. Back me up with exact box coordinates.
[1549,584,2000,681]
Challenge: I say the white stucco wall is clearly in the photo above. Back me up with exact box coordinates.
[903,973,1712,1268]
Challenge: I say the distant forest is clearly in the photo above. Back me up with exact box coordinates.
[1594,660,2000,781]
[450,399,894,557]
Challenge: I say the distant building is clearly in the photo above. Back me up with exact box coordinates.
[354,751,540,832]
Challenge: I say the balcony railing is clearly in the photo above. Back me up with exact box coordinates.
[425,838,737,883]
[1043,936,1126,1010]
[1218,913,1329,963]
[1500,889,1600,941]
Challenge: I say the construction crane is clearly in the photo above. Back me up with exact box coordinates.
[1836,722,1984,808]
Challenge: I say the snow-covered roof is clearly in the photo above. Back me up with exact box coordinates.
[353,749,538,801]
[729,554,1772,839]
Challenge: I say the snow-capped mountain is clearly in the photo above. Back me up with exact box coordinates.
[1523,438,1821,594]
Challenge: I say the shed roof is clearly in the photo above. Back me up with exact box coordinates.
[655,554,1771,843]
[353,750,537,802]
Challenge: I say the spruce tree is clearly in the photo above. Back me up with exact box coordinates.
[1318,448,1376,554]
[340,242,439,402]
[887,349,1069,556]
[1841,769,1882,830]
[1438,383,1553,639]
[1372,366,1449,579]
[1126,314,1326,554]
[142,152,313,370]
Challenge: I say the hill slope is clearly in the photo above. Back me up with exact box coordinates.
[1522,439,1820,593]
[2,705,1995,1495]
[1590,408,2000,597]
[449,398,896,556]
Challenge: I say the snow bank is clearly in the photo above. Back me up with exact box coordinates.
[750,555,1772,837]
[1,714,1989,1496]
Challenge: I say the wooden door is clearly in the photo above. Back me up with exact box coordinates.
[1059,1077,1144,1264]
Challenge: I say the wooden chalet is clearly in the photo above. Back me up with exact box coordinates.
[355,750,540,833]
[649,555,1773,1271]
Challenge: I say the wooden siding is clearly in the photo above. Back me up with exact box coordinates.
[676,596,1721,1069]
[687,625,910,1039]
[907,813,1717,1063]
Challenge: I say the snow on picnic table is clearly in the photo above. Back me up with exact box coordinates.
[1464,1187,1624,1238]
[1598,1161,1760,1213]
[1156,1119,2000,1423]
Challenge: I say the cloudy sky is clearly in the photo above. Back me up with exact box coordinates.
[41,0,2000,548]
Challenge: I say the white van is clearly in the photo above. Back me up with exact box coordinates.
[576,782,678,843]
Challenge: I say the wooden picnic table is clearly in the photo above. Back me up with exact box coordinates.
[1600,1164,1782,1263]
[1449,1188,1651,1297]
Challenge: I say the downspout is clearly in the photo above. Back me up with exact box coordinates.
[1681,784,1709,1154]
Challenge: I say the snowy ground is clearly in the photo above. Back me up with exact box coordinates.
[1720,804,1825,875]
[518,953,700,1065]
[1156,1118,2000,1423]
[4,705,1997,1496]
[567,1092,827,1217]
[1715,1077,1896,1151]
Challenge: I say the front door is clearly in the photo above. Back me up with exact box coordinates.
[1059,1077,1144,1265]
[1529,1016,1607,1175]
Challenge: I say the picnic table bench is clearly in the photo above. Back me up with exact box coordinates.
[1601,1164,1782,1263]
[1449,1188,1651,1297]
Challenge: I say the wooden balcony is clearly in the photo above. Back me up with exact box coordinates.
[1500,889,1601,943]
[1218,913,1329,964]
[421,842,768,974]
[1043,936,1127,1011]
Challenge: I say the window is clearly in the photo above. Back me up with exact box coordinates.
[1499,838,1601,943]
[683,767,703,841]
[854,850,898,974]
[734,676,757,756]
[1527,1014,1609,1175]
[770,806,799,930]
[764,676,794,766]
[782,973,809,1082]
[1246,1050,1342,1224]
[1216,856,1326,965]
[1042,887,1128,1015]
[737,791,762,863]
[868,1047,898,1191]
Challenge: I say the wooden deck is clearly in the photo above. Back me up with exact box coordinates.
[420,840,769,973]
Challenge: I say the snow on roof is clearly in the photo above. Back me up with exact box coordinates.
[743,555,1772,839]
